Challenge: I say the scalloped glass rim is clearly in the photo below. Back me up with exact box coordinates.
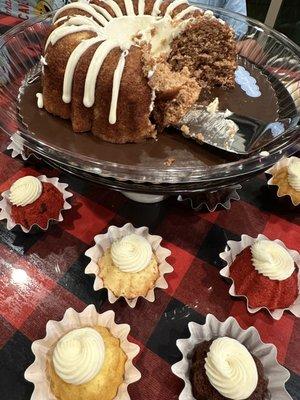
[0,4,299,184]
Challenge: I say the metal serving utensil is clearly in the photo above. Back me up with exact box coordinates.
[178,104,299,155]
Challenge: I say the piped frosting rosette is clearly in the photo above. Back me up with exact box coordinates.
[85,223,173,308]
[0,175,73,233]
[24,304,141,400]
[219,234,300,320]
[171,314,291,400]
[266,156,300,206]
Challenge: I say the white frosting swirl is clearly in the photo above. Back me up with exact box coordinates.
[53,327,105,385]
[9,176,42,206]
[205,337,258,400]
[287,157,300,191]
[111,233,152,273]
[251,240,294,281]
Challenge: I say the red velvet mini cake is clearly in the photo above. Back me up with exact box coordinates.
[8,176,64,230]
[230,240,298,310]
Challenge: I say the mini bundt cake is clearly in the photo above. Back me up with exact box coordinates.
[40,0,237,143]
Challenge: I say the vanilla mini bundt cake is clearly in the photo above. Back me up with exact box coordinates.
[40,0,237,143]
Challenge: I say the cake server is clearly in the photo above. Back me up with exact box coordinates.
[178,104,299,155]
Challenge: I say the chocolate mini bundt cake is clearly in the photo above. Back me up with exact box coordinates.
[190,339,269,400]
[40,0,237,143]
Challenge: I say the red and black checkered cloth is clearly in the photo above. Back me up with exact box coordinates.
[0,12,299,400]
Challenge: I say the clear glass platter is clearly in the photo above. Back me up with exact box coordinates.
[0,5,299,187]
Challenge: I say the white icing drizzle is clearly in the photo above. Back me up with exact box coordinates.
[91,4,114,21]
[109,50,128,124]
[124,0,135,15]
[102,0,123,17]
[151,0,164,16]
[46,0,197,126]
[138,0,145,16]
[36,92,44,108]
[53,2,109,26]
[84,40,120,108]
[54,15,69,25]
[63,37,104,103]
[174,5,198,19]
[45,24,100,50]
[165,0,187,16]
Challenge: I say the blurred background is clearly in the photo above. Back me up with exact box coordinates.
[248,0,300,45]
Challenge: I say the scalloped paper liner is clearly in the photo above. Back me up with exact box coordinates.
[0,175,73,233]
[171,314,291,400]
[85,223,173,308]
[24,304,141,400]
[177,185,241,212]
[219,234,300,320]
[265,156,300,206]
[6,133,39,161]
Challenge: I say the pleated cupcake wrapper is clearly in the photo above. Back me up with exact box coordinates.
[85,223,173,308]
[265,156,300,206]
[0,175,73,233]
[219,234,300,320]
[24,304,141,400]
[171,314,292,400]
[177,185,241,212]
[6,133,39,161]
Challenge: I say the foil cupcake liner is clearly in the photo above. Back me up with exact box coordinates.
[177,185,241,212]
[171,314,291,400]
[266,156,300,207]
[24,304,141,400]
[219,234,300,320]
[85,223,173,308]
[0,175,73,233]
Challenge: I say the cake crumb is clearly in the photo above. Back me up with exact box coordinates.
[164,158,176,166]
[206,97,219,113]
[196,133,204,141]
[181,124,190,134]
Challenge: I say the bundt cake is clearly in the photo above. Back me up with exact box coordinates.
[40,0,237,143]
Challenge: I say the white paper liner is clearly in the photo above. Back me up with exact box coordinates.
[177,185,241,212]
[85,223,173,308]
[6,133,37,161]
[24,304,141,400]
[266,156,300,206]
[219,234,300,320]
[171,314,292,400]
[0,175,73,233]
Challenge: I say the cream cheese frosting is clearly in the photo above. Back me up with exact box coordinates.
[251,240,295,281]
[9,176,42,207]
[205,337,258,400]
[53,327,105,385]
[111,233,152,273]
[287,157,300,191]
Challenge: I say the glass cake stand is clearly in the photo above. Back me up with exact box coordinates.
[0,5,299,195]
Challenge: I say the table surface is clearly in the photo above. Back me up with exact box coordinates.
[0,12,300,400]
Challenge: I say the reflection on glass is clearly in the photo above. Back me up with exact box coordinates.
[11,268,29,285]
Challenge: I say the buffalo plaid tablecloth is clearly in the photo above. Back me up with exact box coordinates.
[0,12,300,400]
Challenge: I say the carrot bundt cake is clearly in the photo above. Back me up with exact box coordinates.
[40,0,237,143]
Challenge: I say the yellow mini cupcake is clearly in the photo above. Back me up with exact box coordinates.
[48,326,126,400]
[85,224,173,307]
